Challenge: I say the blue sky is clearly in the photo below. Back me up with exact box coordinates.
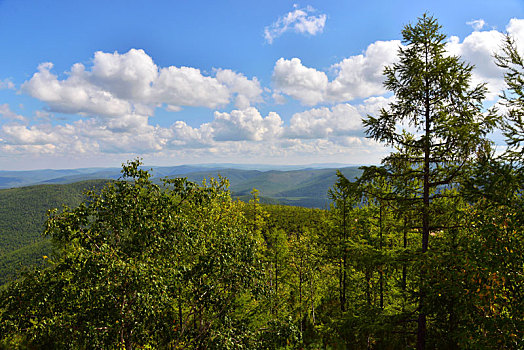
[0,0,523,170]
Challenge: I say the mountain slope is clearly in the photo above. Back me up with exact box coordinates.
[0,180,108,285]
[0,166,363,285]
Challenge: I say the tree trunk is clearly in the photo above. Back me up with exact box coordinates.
[417,55,431,350]
[402,215,407,292]
[379,203,384,309]
[341,197,347,311]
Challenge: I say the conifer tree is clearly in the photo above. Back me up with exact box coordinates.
[495,35,524,164]
[363,14,495,348]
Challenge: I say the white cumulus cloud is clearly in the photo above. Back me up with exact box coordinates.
[447,29,507,100]
[272,57,328,105]
[507,18,524,49]
[2,124,59,145]
[91,49,158,101]
[210,107,283,141]
[21,49,263,118]
[273,19,524,105]
[272,40,400,105]
[467,19,487,31]
[287,103,363,139]
[215,69,263,109]
[264,5,327,44]
[22,62,133,117]
[327,40,401,102]
[153,66,229,109]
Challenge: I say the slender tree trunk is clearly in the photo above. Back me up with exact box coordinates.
[341,197,347,311]
[379,203,384,309]
[366,270,372,306]
[275,249,279,317]
[417,55,431,349]
[447,234,459,349]
[299,262,303,334]
[402,215,408,314]
[310,274,315,325]
[178,285,183,331]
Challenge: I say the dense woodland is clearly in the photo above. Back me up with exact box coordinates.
[0,15,523,349]
[0,180,109,286]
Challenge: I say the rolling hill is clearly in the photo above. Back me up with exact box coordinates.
[0,165,363,285]
[0,180,109,285]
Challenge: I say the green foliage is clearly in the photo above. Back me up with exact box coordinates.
[1,14,524,350]
[0,160,261,349]
[362,13,498,348]
[301,14,522,350]
[0,239,51,288]
[495,34,524,162]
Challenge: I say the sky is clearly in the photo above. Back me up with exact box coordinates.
[0,0,523,170]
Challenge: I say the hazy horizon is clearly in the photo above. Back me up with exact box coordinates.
[0,161,368,172]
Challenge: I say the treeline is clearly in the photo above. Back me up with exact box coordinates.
[1,14,523,349]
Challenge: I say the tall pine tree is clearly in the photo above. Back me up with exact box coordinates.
[363,14,495,348]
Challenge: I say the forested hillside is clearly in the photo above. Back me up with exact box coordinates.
[0,180,108,285]
[0,168,359,286]
[189,167,362,208]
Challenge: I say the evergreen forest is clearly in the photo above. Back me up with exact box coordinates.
[0,15,523,349]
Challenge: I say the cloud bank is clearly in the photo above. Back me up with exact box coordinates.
[1,18,524,167]
[21,49,263,116]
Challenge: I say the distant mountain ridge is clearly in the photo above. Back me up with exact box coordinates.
[0,164,363,192]
[0,168,121,188]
